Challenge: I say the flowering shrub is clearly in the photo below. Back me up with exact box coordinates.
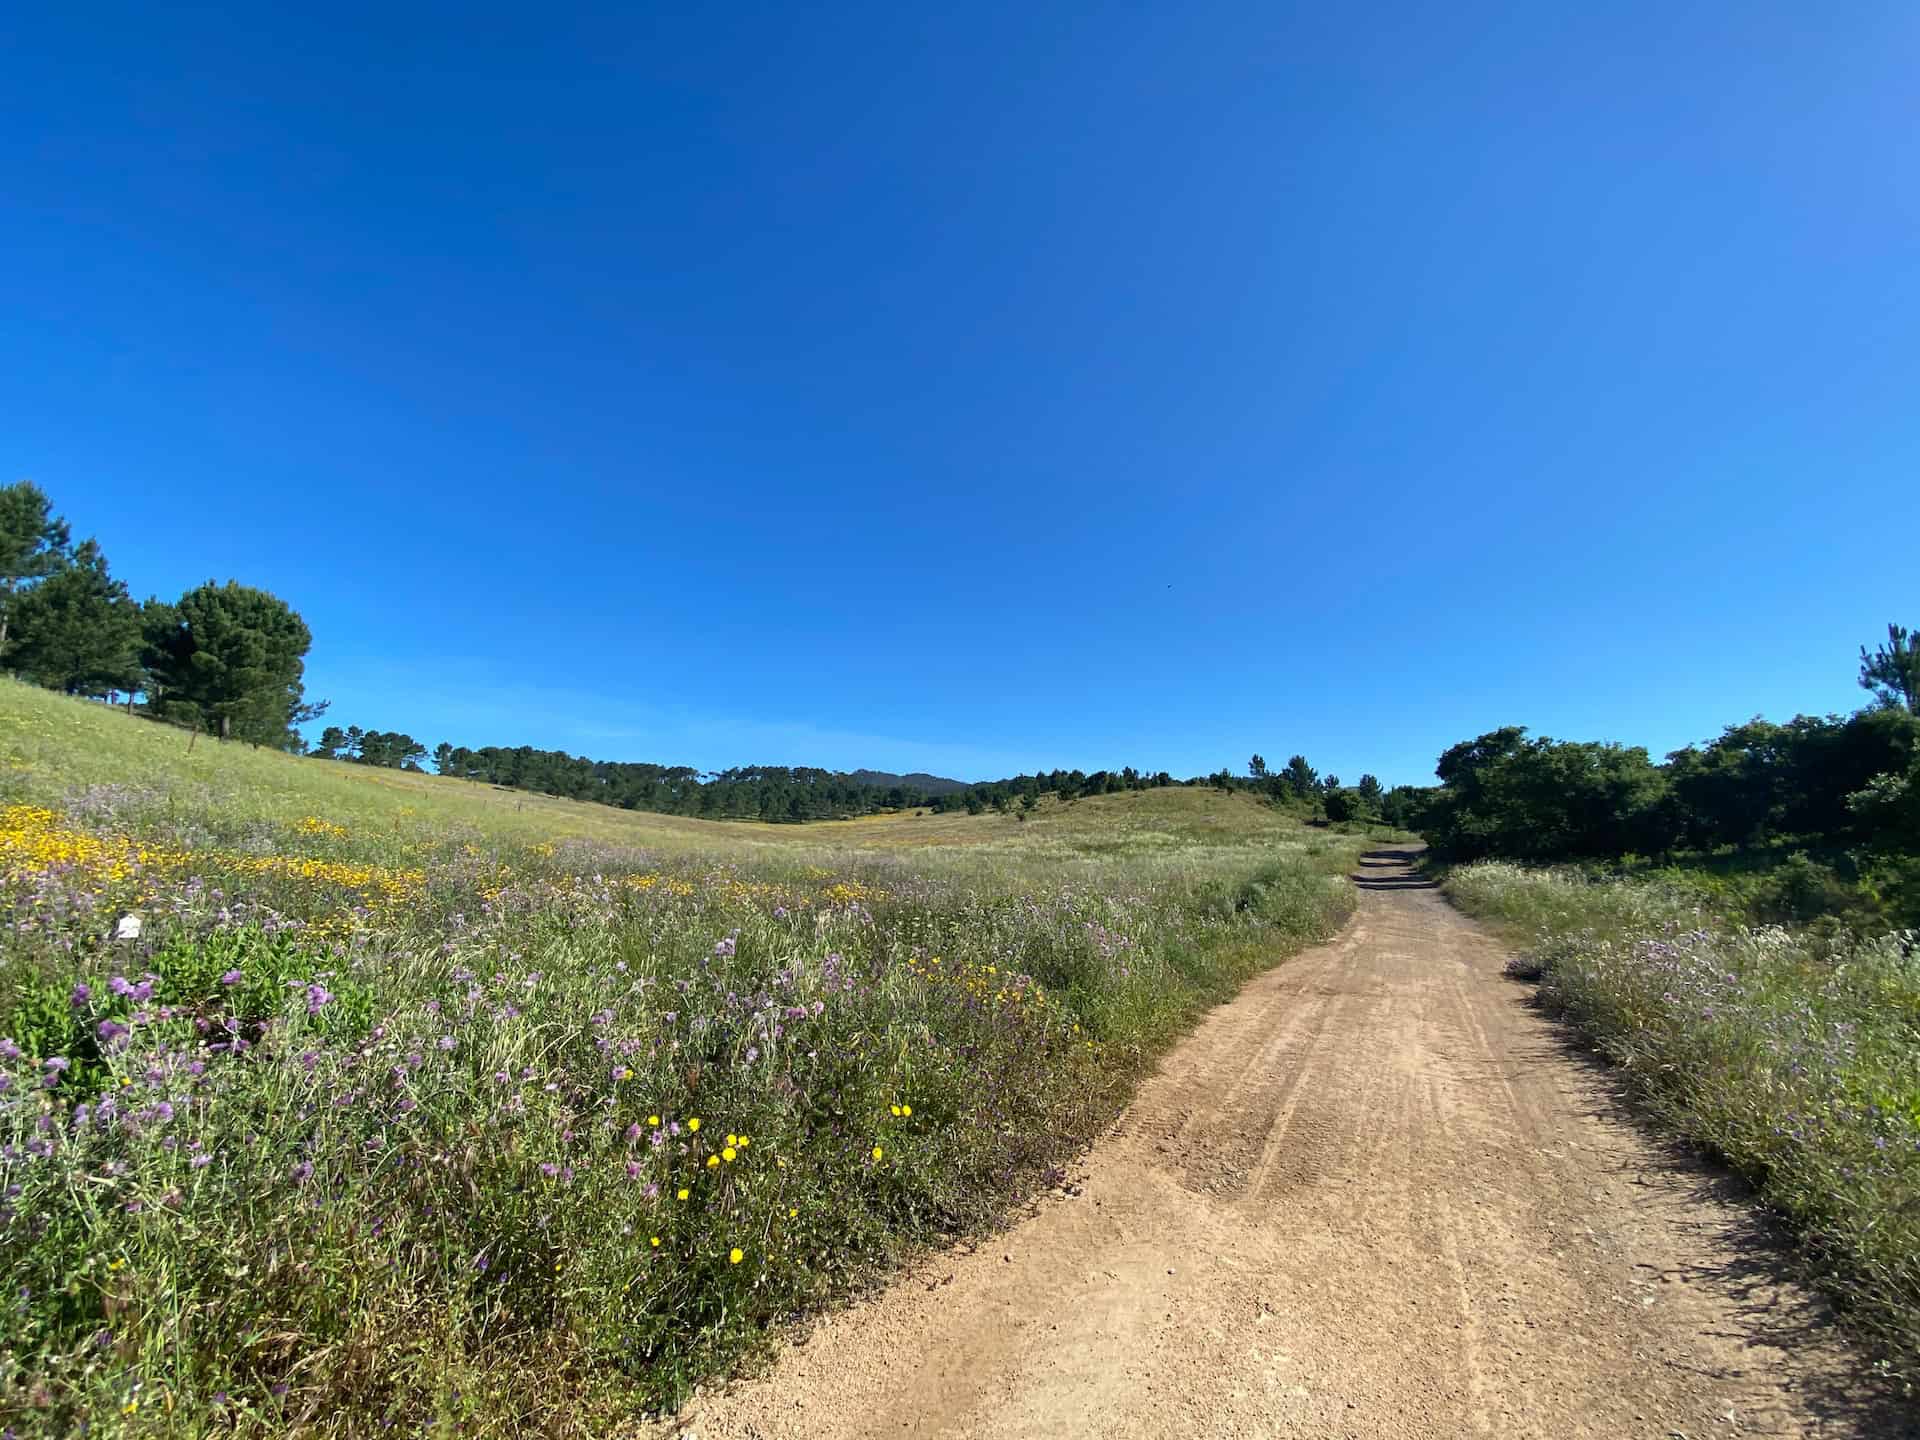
[1448,860,1920,1367]
[0,775,1357,1433]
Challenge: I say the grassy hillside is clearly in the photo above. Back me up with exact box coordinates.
[0,681,1298,856]
[0,682,1362,1436]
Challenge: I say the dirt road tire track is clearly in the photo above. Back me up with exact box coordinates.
[667,848,1913,1439]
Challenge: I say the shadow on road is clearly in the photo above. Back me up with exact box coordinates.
[1351,847,1439,891]
[1502,996,1920,1437]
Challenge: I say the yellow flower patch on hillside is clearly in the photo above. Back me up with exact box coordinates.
[0,805,184,882]
[226,853,425,906]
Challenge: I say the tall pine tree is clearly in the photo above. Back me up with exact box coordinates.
[150,581,315,744]
[8,540,141,695]
[0,481,72,659]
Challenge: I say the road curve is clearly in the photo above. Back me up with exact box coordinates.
[666,848,1911,1439]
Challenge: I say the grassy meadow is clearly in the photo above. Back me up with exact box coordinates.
[0,681,1364,1436]
[1446,861,1920,1373]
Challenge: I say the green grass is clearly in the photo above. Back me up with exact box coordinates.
[0,682,1364,1436]
[1446,860,1920,1377]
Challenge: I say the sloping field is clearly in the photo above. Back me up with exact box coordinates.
[0,682,1360,1435]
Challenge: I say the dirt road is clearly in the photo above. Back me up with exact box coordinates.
[671,848,1910,1439]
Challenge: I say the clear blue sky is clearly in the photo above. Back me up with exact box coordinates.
[5,2,1916,786]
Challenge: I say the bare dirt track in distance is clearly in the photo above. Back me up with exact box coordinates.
[664,847,1915,1440]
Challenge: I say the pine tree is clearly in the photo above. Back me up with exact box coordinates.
[150,581,314,743]
[8,539,140,695]
[1283,755,1318,797]
[0,482,72,658]
[1860,623,1920,714]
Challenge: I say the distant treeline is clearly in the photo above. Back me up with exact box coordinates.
[1198,755,1394,825]
[1401,624,1920,923]
[310,724,1208,823]
[307,723,1391,828]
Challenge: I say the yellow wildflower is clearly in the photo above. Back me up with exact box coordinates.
[687,1117,701,1132]
[648,1114,660,1126]
[722,1147,737,1163]
[650,1236,661,1248]
[729,1247,744,1265]
[871,1146,884,1161]
[706,1155,719,1169]
[676,1187,690,1201]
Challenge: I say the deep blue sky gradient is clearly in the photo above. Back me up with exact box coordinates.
[5,2,1917,784]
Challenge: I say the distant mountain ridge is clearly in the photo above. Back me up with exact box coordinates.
[845,769,971,796]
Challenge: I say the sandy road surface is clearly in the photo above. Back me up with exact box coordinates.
[669,848,1912,1439]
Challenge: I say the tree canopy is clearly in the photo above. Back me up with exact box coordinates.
[1861,623,1920,714]
[148,581,315,744]
[1409,624,1920,875]
[6,540,141,696]
[0,482,73,658]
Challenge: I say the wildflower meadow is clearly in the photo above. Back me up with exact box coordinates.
[0,683,1362,1435]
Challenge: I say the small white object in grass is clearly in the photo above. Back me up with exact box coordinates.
[112,914,143,942]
